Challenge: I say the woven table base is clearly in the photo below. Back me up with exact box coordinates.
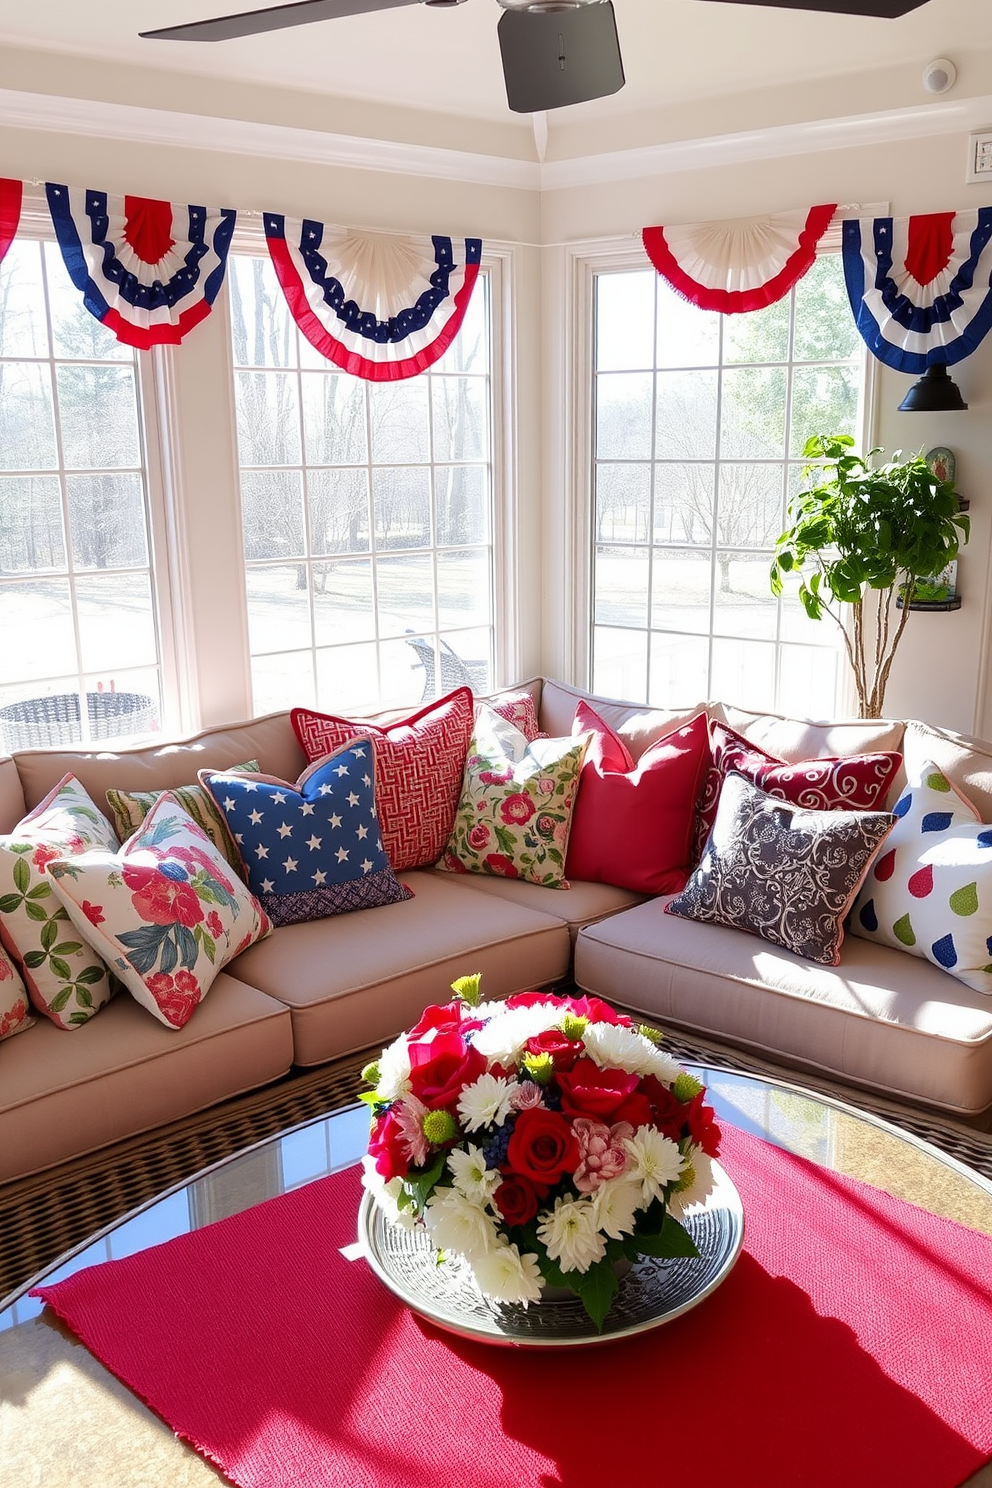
[4,1021,992,1307]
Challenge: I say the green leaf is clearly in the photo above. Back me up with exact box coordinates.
[631,1215,700,1260]
[12,857,30,894]
[67,1011,91,1025]
[24,902,49,922]
[40,918,58,951]
[0,894,22,914]
[569,1258,619,1332]
[76,964,106,984]
[26,883,53,900]
[75,986,94,1009]
[53,941,82,957]
[49,957,72,979]
[405,1152,447,1214]
[48,987,73,1014]
[23,950,47,969]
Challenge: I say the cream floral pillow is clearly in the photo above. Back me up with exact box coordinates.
[0,774,120,1029]
[437,706,590,888]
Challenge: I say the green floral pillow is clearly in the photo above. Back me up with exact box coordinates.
[437,707,590,888]
[0,774,120,1029]
[105,762,259,872]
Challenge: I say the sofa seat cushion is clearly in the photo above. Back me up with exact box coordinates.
[574,897,992,1117]
[0,974,293,1183]
[230,869,571,1066]
[433,869,645,943]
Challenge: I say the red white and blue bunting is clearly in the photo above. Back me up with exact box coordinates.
[642,204,836,314]
[264,216,482,380]
[0,178,21,265]
[842,209,992,372]
[46,185,237,349]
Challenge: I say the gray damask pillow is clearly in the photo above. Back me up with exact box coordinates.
[666,772,896,966]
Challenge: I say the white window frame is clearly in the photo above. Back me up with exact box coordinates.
[551,233,878,713]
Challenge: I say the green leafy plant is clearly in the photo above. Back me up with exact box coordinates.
[770,435,969,718]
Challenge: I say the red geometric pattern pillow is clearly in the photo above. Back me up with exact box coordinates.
[692,720,902,865]
[486,691,548,743]
[290,688,475,871]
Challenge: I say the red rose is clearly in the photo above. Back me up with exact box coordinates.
[556,1058,641,1123]
[406,1000,468,1040]
[407,1031,487,1111]
[506,1107,579,1185]
[642,1076,691,1142]
[504,991,563,1011]
[500,793,535,825]
[442,850,469,874]
[613,1091,653,1129]
[467,824,491,850]
[524,1028,582,1071]
[206,910,224,940]
[493,1172,542,1227]
[535,814,558,839]
[123,863,204,929]
[32,843,63,873]
[368,1108,411,1181]
[568,996,630,1027]
[483,853,519,878]
[685,1090,722,1157]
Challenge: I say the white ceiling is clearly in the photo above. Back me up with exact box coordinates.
[1,0,991,125]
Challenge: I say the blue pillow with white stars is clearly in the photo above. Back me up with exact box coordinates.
[199,739,411,928]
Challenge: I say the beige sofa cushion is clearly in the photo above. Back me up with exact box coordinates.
[0,757,27,835]
[539,678,705,760]
[714,702,905,764]
[574,897,992,1117]
[433,869,645,943]
[900,719,992,822]
[0,974,294,1183]
[231,869,571,1066]
[13,712,308,815]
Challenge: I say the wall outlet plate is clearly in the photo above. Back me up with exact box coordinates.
[967,131,992,184]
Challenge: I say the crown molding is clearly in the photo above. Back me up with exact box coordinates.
[3,84,992,200]
[0,87,542,192]
[541,94,992,190]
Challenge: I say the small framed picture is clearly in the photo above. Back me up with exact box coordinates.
[926,446,955,484]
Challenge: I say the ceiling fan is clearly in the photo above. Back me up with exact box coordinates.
[139,0,932,116]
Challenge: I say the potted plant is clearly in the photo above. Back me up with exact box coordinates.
[770,434,969,718]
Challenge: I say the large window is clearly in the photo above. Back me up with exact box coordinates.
[229,255,496,718]
[591,255,866,717]
[0,239,164,751]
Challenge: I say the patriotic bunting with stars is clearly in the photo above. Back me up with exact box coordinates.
[642,204,836,314]
[264,215,482,380]
[200,740,412,929]
[842,209,992,371]
[0,178,21,265]
[46,184,236,349]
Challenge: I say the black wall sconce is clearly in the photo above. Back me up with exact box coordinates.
[898,363,968,412]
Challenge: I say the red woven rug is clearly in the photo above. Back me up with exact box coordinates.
[35,1126,992,1488]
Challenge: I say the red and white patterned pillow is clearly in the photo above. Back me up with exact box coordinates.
[291,688,475,871]
[0,946,31,1042]
[485,691,548,743]
[692,720,902,865]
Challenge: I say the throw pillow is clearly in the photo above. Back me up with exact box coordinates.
[486,690,549,743]
[105,762,260,872]
[0,774,120,1029]
[290,688,474,870]
[691,719,902,864]
[850,762,992,993]
[564,702,709,893]
[200,739,412,927]
[437,706,589,888]
[45,795,271,1030]
[668,772,896,966]
[0,946,31,1042]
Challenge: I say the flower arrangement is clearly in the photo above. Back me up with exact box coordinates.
[360,976,722,1328]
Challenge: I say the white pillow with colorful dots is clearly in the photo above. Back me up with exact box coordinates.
[850,762,992,992]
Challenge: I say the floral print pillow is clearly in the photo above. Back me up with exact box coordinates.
[0,774,121,1030]
[437,706,590,888]
[45,794,271,1031]
[0,946,32,1042]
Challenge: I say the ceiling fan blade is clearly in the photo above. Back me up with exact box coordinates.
[140,0,422,43]
[694,0,928,15]
[498,1,625,114]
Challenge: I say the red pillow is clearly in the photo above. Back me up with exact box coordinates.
[487,690,548,743]
[564,702,709,894]
[291,688,474,871]
[692,719,903,864]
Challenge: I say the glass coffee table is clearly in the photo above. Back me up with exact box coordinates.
[3,1068,992,1487]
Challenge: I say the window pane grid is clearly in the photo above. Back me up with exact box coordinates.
[231,254,495,716]
[592,262,862,716]
[0,240,162,749]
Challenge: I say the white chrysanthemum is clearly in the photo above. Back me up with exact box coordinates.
[591,1176,643,1240]
[457,1072,517,1132]
[581,1021,659,1077]
[471,1003,564,1066]
[623,1125,685,1206]
[536,1195,607,1275]
[361,1157,417,1229]
[642,1043,685,1086]
[375,1034,412,1101]
[447,1144,502,1205]
[471,1243,544,1307]
[666,1146,716,1220]
[424,1185,499,1261]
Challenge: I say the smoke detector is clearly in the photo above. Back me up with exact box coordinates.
[923,58,957,95]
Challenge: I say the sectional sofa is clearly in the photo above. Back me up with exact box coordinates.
[3,675,992,1190]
